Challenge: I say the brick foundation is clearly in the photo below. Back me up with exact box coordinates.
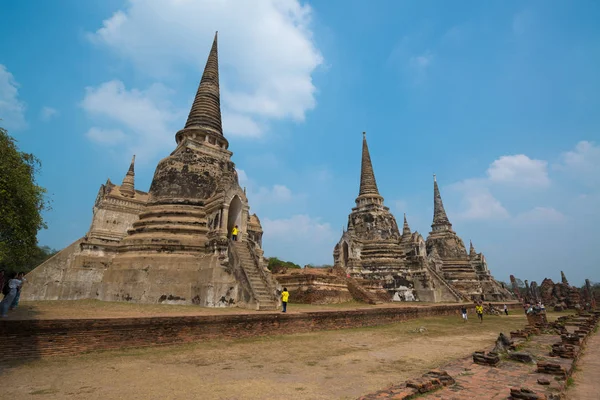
[0,303,521,361]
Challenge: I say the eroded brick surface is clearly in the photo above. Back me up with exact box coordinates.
[359,312,599,400]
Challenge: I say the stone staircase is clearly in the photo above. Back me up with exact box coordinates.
[232,241,279,311]
[346,276,384,304]
[426,266,470,302]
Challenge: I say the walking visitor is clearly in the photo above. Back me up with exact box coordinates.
[231,225,239,241]
[461,306,468,322]
[503,304,508,315]
[475,302,484,323]
[281,287,289,313]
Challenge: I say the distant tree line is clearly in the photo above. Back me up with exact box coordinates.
[267,257,302,272]
[0,125,52,273]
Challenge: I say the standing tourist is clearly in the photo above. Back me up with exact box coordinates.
[231,225,239,241]
[10,272,26,310]
[461,305,468,322]
[503,304,508,316]
[475,302,484,323]
[0,272,24,317]
[281,287,289,313]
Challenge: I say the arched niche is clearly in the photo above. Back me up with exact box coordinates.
[227,195,243,239]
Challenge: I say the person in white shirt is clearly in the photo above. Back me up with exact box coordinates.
[0,272,24,317]
[9,272,26,310]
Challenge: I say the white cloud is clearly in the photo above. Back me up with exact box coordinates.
[251,184,294,205]
[409,52,433,69]
[40,106,59,122]
[237,169,249,186]
[486,154,550,187]
[85,127,126,145]
[555,141,600,187]
[88,0,323,138]
[0,64,27,130]
[515,207,566,224]
[81,80,183,158]
[262,214,336,265]
[221,111,263,138]
[456,188,510,221]
[449,152,549,221]
[264,214,334,242]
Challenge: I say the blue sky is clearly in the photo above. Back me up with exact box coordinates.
[1,0,599,285]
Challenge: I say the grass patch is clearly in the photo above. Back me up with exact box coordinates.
[29,388,59,395]
[566,377,575,387]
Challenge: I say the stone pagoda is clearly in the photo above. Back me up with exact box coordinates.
[22,33,279,310]
[425,176,513,301]
[333,135,513,303]
[333,134,463,302]
[334,133,411,300]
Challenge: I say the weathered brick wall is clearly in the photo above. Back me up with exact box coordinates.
[0,303,522,361]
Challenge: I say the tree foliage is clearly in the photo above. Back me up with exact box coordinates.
[0,126,50,271]
[267,257,301,271]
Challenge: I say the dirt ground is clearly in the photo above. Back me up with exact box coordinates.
[566,326,600,400]
[1,312,530,400]
[7,299,519,320]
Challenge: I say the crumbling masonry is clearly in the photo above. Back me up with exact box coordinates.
[22,33,279,310]
[333,134,514,302]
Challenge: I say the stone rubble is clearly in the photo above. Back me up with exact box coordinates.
[359,310,600,400]
[509,387,548,400]
[472,351,500,366]
[509,352,536,364]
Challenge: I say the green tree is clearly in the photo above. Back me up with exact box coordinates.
[0,126,50,271]
[267,257,301,271]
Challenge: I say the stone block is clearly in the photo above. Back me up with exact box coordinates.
[422,369,455,386]
[508,351,535,363]
[473,351,500,366]
[510,387,547,400]
[536,361,567,377]
[405,377,442,394]
[550,343,577,359]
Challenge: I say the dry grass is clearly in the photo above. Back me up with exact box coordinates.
[1,311,536,400]
[9,299,519,320]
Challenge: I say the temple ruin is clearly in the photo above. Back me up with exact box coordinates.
[332,134,514,302]
[538,271,582,311]
[22,33,279,310]
[22,33,515,308]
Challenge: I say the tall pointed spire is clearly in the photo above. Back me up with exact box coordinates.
[358,132,381,198]
[183,32,223,136]
[469,240,476,256]
[402,213,411,236]
[560,271,569,285]
[431,174,453,232]
[120,155,136,198]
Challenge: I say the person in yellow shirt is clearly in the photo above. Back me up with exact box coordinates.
[475,303,484,323]
[231,225,239,241]
[281,287,289,313]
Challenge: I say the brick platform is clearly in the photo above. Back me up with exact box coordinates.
[359,311,600,399]
[0,303,520,361]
